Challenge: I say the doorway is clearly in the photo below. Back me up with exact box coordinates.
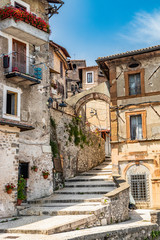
[18,162,29,201]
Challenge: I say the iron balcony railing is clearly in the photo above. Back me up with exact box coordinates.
[3,54,42,80]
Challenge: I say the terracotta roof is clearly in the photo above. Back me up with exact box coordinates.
[0,118,34,132]
[97,45,160,62]
[47,0,64,3]
[50,41,70,58]
[69,60,86,62]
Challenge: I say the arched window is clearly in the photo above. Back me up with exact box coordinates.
[73,64,77,70]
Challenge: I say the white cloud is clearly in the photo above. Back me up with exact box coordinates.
[121,10,160,44]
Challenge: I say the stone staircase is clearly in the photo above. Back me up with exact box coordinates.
[0,158,117,235]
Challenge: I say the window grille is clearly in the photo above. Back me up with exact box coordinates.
[130,174,147,201]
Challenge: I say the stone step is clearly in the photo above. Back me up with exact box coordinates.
[0,215,97,235]
[19,205,107,216]
[65,181,115,187]
[65,176,113,181]
[28,194,103,204]
[93,165,112,170]
[80,171,111,176]
[101,161,112,165]
[31,202,101,208]
[92,168,112,172]
[54,187,114,195]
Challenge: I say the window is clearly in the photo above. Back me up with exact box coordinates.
[3,86,21,121]
[130,115,142,140]
[6,91,18,116]
[129,73,141,95]
[125,69,145,97]
[86,72,94,84]
[60,61,63,78]
[11,0,30,12]
[73,64,77,70]
[12,39,26,73]
[15,2,26,11]
[126,111,146,141]
[71,85,74,92]
[130,174,147,201]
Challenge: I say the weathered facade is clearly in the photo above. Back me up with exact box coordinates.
[0,0,54,217]
[49,41,70,104]
[97,45,160,208]
[66,59,86,98]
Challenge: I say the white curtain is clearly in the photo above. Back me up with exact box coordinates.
[130,115,142,140]
[129,73,141,95]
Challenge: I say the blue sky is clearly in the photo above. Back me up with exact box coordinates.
[50,0,160,65]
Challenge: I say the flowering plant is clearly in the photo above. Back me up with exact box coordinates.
[5,183,16,191]
[42,170,50,176]
[31,165,38,172]
[0,6,50,33]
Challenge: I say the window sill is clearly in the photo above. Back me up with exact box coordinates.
[127,139,144,143]
[2,114,20,122]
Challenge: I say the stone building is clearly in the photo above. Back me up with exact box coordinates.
[0,0,59,217]
[49,41,71,106]
[97,45,160,209]
[66,59,86,98]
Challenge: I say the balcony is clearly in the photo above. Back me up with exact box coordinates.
[0,7,50,45]
[4,54,42,86]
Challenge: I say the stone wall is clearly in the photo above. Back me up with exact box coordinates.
[0,125,20,218]
[50,108,105,179]
[78,132,105,173]
[75,224,160,240]
[101,178,130,225]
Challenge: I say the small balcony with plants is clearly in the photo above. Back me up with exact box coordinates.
[3,53,42,86]
[0,6,50,45]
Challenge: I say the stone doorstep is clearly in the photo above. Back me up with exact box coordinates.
[19,205,108,217]
[0,215,97,235]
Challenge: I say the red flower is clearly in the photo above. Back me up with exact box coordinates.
[0,6,51,33]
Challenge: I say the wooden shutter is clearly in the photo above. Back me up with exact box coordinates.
[12,39,26,73]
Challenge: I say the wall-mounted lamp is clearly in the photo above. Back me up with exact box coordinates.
[59,101,67,108]
[90,108,97,117]
[47,97,53,108]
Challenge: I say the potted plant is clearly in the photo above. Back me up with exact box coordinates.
[5,183,16,194]
[17,177,26,206]
[42,170,50,179]
[31,165,38,172]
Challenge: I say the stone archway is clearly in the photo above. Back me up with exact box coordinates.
[76,92,110,115]
[66,82,110,115]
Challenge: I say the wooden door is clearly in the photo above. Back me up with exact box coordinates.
[12,39,26,73]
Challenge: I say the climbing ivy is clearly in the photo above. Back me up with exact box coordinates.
[151,230,160,239]
[50,117,59,158]
[50,140,59,158]
[50,117,56,129]
[65,117,90,148]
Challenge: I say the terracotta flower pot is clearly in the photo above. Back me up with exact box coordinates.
[43,175,48,179]
[7,189,12,194]
[34,168,38,172]
[17,199,22,206]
